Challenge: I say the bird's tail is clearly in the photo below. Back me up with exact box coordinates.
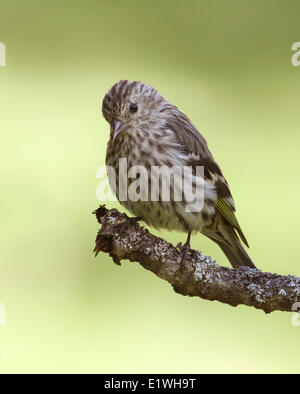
[204,213,256,269]
[215,239,256,269]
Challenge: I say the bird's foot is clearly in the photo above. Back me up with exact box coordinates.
[177,232,192,270]
[180,242,192,269]
[130,216,143,225]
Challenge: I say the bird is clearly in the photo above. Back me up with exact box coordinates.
[102,80,256,269]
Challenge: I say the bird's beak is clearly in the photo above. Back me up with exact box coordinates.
[112,119,124,140]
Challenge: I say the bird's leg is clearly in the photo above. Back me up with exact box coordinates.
[179,232,192,268]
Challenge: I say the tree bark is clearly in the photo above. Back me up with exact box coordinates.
[93,205,300,314]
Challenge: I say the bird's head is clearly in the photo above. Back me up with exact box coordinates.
[102,80,169,140]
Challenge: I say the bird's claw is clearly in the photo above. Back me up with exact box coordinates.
[130,216,143,225]
[176,242,183,250]
[180,244,192,268]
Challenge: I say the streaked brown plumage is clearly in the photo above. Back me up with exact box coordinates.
[102,80,256,268]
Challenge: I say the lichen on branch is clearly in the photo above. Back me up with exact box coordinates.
[93,205,300,314]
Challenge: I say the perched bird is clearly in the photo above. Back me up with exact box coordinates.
[102,80,256,268]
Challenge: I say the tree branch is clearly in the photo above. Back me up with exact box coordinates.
[93,205,300,313]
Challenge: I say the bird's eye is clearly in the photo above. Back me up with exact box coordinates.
[129,103,138,114]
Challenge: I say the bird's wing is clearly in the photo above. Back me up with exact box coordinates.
[167,110,249,247]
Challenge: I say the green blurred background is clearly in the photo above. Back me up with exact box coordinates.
[1,0,300,373]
